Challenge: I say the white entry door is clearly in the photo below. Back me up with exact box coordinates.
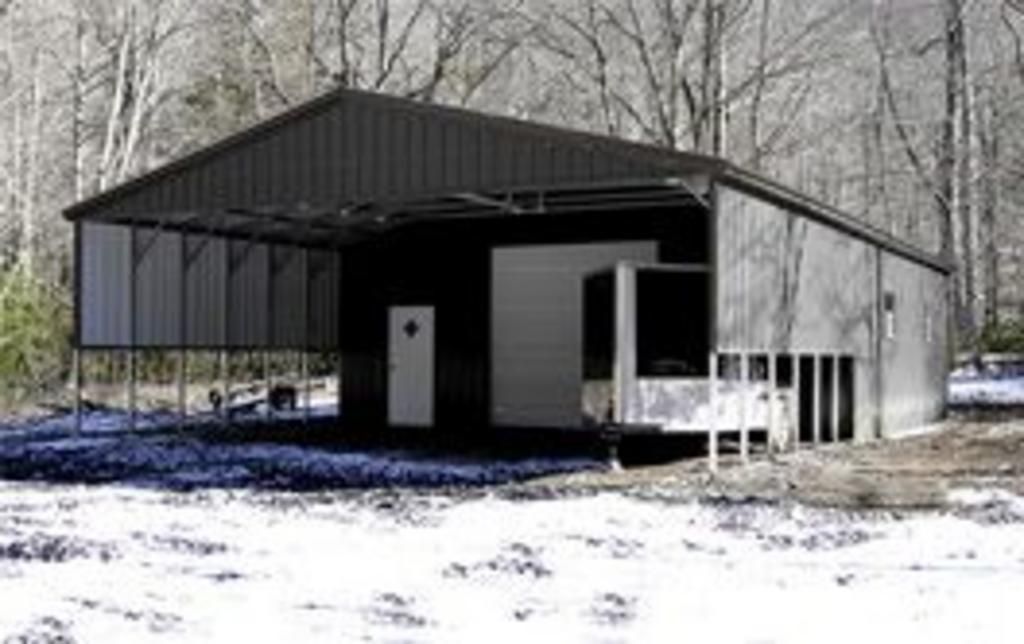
[388,306,435,427]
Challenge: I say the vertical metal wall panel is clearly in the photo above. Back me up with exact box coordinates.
[356,103,374,200]
[515,139,534,186]
[407,112,425,195]
[298,113,318,201]
[80,223,131,347]
[340,102,359,200]
[532,141,554,185]
[309,250,341,350]
[185,236,226,347]
[298,115,318,200]
[880,252,948,436]
[270,246,306,348]
[459,122,481,190]
[376,109,393,197]
[227,241,269,348]
[717,187,875,352]
[205,154,227,212]
[135,230,183,347]
[312,110,332,201]
[716,185,946,439]
[716,187,873,436]
[478,124,496,187]
[237,139,254,205]
[74,90,696,225]
[591,149,614,182]
[249,134,269,206]
[491,242,659,428]
[439,122,455,191]
[496,132,516,186]
[389,111,407,197]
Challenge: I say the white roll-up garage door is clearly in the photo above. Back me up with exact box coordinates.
[491,242,658,427]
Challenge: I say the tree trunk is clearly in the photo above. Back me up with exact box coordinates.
[940,0,970,350]
[979,98,1000,328]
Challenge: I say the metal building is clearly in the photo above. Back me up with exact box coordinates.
[66,88,951,455]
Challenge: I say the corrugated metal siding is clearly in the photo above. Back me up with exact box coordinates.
[880,252,949,435]
[79,227,339,350]
[717,187,875,355]
[74,93,686,224]
[308,250,341,350]
[227,242,269,348]
[134,229,183,347]
[716,185,946,438]
[270,246,306,348]
[80,223,131,347]
[717,187,879,439]
[185,236,226,347]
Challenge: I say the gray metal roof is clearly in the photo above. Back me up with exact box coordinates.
[65,87,950,273]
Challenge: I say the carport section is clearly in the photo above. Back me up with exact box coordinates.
[69,175,707,438]
[71,206,345,435]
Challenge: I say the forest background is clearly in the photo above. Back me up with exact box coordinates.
[1,0,1022,406]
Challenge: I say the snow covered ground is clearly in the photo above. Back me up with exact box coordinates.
[0,482,1021,643]
[948,357,1024,407]
[1,401,1022,642]
[948,375,1024,406]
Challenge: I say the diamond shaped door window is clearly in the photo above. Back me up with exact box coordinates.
[403,319,421,338]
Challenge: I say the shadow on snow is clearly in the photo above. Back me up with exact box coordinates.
[0,408,600,492]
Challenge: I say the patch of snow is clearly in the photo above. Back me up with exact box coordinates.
[0,485,1020,642]
[948,377,1024,406]
[888,422,948,439]
[948,488,1024,509]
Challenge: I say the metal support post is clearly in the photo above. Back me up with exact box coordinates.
[222,230,231,428]
[792,354,801,452]
[302,351,310,426]
[336,352,343,422]
[302,248,311,427]
[129,223,137,433]
[264,352,273,421]
[832,354,841,443]
[73,349,83,437]
[179,230,188,433]
[177,349,187,432]
[220,350,230,427]
[768,351,777,454]
[739,352,749,463]
[708,352,719,472]
[813,353,822,445]
[128,350,137,432]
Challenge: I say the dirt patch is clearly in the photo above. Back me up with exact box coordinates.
[520,418,1024,510]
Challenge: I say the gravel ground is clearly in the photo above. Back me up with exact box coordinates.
[521,417,1024,509]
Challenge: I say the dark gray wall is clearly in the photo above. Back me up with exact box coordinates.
[73,90,697,227]
[80,223,131,346]
[185,236,227,346]
[135,228,183,347]
[78,222,340,351]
